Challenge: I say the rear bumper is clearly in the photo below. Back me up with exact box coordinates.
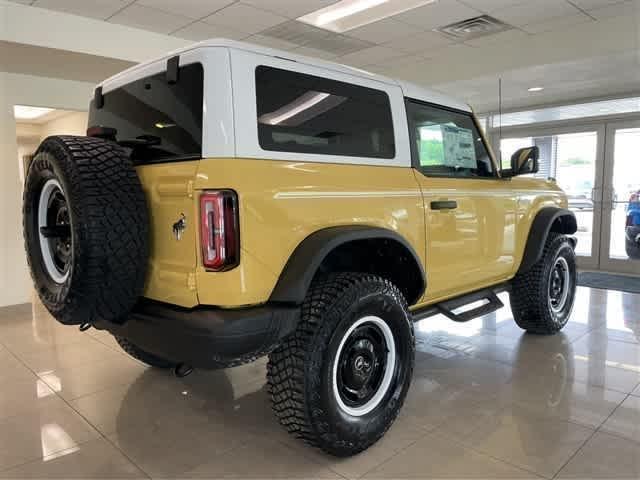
[94,300,299,369]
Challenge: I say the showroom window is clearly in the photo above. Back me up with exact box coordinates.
[255,66,395,159]
[88,62,204,163]
[406,100,495,178]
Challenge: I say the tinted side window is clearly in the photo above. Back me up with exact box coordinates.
[88,63,204,164]
[256,66,395,159]
[406,100,494,178]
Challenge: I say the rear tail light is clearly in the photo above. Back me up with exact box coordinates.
[200,190,239,271]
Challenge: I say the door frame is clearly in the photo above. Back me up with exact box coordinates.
[491,123,606,271]
[599,119,640,274]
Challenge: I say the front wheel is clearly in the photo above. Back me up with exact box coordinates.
[267,273,414,457]
[510,233,577,334]
[625,227,640,259]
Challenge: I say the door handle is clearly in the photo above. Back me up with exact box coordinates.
[431,200,457,210]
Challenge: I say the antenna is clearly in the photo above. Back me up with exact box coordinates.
[498,77,502,165]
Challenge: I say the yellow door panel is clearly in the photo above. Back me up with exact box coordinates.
[414,171,517,300]
[136,161,199,307]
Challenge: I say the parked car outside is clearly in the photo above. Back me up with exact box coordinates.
[625,189,640,259]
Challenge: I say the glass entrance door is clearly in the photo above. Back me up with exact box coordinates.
[600,121,640,274]
[499,126,605,270]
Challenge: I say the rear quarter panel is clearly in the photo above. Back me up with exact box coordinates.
[194,158,425,307]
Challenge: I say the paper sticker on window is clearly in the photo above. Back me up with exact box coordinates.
[442,125,476,169]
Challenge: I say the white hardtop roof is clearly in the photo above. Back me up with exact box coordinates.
[98,38,471,113]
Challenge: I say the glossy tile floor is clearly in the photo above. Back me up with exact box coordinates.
[0,286,639,479]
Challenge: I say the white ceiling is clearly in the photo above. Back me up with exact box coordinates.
[8,0,640,112]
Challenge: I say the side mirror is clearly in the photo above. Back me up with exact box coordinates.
[502,146,539,177]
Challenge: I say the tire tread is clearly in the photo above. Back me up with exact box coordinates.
[267,272,413,456]
[510,233,575,334]
[23,135,148,326]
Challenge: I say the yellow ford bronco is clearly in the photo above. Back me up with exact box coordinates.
[23,40,577,457]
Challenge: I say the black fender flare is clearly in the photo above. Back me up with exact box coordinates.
[518,207,577,274]
[269,225,426,305]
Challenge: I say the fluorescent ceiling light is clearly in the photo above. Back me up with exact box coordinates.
[318,0,388,25]
[527,87,544,92]
[258,91,346,126]
[14,105,54,120]
[298,0,438,33]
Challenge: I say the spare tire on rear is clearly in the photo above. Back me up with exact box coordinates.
[23,135,148,325]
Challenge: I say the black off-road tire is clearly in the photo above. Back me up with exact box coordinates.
[267,273,415,457]
[625,235,640,260]
[115,336,176,368]
[626,241,640,260]
[23,136,148,326]
[510,233,577,334]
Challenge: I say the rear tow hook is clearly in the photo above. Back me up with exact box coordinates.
[174,363,194,378]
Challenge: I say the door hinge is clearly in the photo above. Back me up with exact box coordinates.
[187,180,194,199]
[187,273,197,291]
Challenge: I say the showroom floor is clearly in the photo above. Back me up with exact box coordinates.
[0,286,638,479]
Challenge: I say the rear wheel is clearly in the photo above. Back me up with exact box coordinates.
[267,273,414,457]
[510,233,577,334]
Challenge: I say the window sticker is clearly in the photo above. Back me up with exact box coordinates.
[442,125,476,169]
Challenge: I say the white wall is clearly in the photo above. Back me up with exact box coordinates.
[15,122,41,181]
[0,73,93,307]
[40,111,88,139]
[0,73,30,307]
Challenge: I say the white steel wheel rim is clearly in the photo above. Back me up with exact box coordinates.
[332,315,397,417]
[549,256,570,313]
[38,179,70,284]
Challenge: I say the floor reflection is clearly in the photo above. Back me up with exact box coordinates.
[40,424,79,460]
[0,286,639,478]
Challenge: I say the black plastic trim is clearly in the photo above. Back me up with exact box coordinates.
[431,200,457,210]
[130,153,202,166]
[94,87,104,109]
[269,225,426,305]
[94,299,299,369]
[518,207,578,274]
[166,55,180,84]
[412,282,510,323]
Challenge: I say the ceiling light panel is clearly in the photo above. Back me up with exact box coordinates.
[297,0,438,33]
[13,105,54,120]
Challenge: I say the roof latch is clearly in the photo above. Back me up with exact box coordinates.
[166,55,180,85]
[94,86,104,109]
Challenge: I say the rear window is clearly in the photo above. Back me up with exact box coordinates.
[88,62,204,164]
[255,66,395,159]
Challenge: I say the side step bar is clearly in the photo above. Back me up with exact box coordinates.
[412,283,509,323]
